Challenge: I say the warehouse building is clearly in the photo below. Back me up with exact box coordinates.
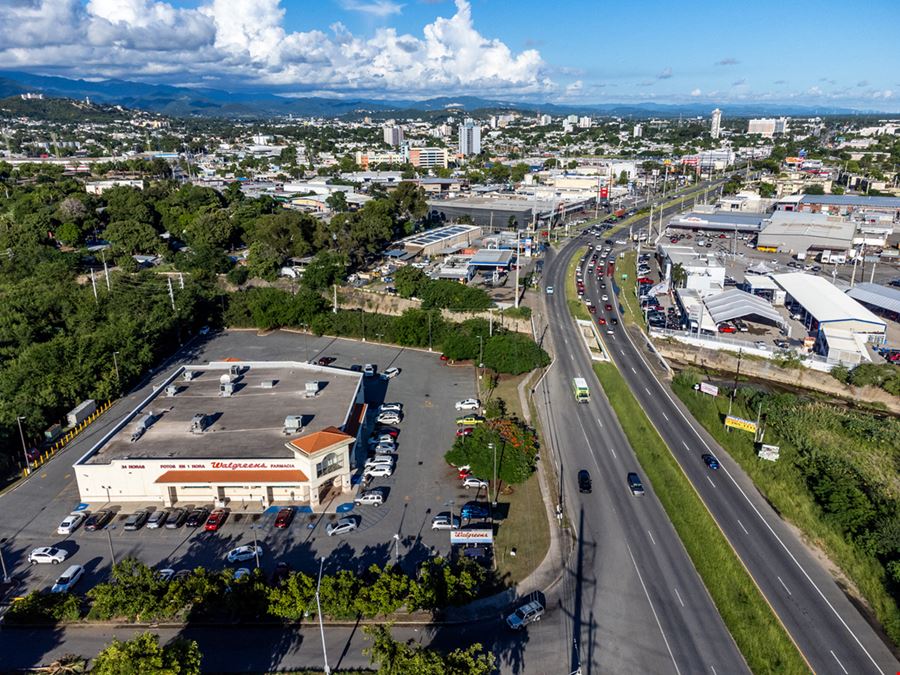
[395,224,482,258]
[73,361,365,509]
[667,211,766,234]
[757,211,856,255]
[846,282,900,323]
[427,196,591,228]
[776,194,900,219]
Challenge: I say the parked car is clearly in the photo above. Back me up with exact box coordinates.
[363,363,376,377]
[463,476,489,489]
[375,425,400,438]
[455,415,485,426]
[354,489,385,506]
[233,568,251,582]
[227,544,263,563]
[627,472,645,496]
[146,510,169,529]
[365,457,395,470]
[718,324,736,334]
[577,469,592,493]
[83,510,114,532]
[156,568,176,583]
[456,426,475,438]
[702,454,720,470]
[57,512,86,535]
[274,507,295,529]
[376,411,402,425]
[165,508,188,529]
[455,398,481,411]
[326,516,360,536]
[755,341,769,351]
[185,508,209,528]
[364,465,393,478]
[205,509,228,532]
[123,509,150,531]
[28,547,68,565]
[316,356,336,366]
[460,502,490,519]
[506,600,545,629]
[51,564,84,593]
[431,513,460,530]
[381,367,400,380]
[378,402,403,414]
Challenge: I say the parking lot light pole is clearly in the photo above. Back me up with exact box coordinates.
[112,351,120,391]
[0,537,10,583]
[251,525,261,569]
[315,556,331,675]
[16,416,31,472]
[489,443,498,507]
[105,525,117,569]
[101,484,111,506]
[392,533,400,564]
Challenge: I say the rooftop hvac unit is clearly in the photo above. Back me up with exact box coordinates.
[165,384,178,397]
[259,380,276,389]
[131,413,155,442]
[219,382,234,397]
[304,381,320,398]
[283,415,303,434]
[219,373,233,385]
[229,364,242,376]
[182,370,196,381]
[190,413,208,434]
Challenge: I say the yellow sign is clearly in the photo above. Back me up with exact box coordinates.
[725,415,758,434]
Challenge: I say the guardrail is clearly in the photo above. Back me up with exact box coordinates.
[22,400,113,477]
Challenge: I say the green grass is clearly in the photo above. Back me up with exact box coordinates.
[616,250,646,328]
[592,362,810,675]
[565,246,591,322]
[672,377,900,648]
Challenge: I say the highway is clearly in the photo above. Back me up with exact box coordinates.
[545,195,900,674]
[531,181,749,674]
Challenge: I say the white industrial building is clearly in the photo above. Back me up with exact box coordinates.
[657,244,726,292]
[73,361,366,509]
[757,211,857,255]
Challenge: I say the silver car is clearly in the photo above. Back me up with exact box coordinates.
[146,510,169,529]
[326,516,359,536]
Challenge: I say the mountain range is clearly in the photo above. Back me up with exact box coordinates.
[0,70,884,119]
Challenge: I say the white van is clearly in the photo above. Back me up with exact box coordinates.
[51,564,84,593]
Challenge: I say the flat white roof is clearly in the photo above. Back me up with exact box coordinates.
[771,273,886,332]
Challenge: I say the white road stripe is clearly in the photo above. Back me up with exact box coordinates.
[706,475,716,488]
[737,519,749,535]
[673,587,685,607]
[620,349,625,356]
[625,544,682,675]
[681,441,690,450]
[662,412,669,421]
[596,418,603,428]
[777,576,792,596]
[630,366,636,374]
[830,651,848,675]
[609,447,617,459]
[644,386,651,395]
[647,530,656,545]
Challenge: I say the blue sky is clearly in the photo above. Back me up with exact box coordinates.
[1,0,897,110]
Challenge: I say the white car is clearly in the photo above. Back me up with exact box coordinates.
[755,341,769,351]
[28,547,69,565]
[365,456,395,469]
[57,512,86,535]
[431,513,460,530]
[601,294,609,302]
[51,564,84,593]
[369,433,395,446]
[463,476,489,489]
[326,516,360,536]
[455,398,481,411]
[545,286,554,295]
[354,490,385,506]
[364,465,393,478]
[372,444,397,456]
[226,544,264,563]
[363,364,376,377]
[381,367,400,380]
[378,402,403,414]
[376,412,402,425]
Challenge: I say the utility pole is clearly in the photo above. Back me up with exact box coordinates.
[16,416,31,472]
[332,284,338,314]
[167,277,176,310]
[178,272,184,290]
[514,233,521,308]
[102,251,110,291]
[0,537,9,583]
[477,335,484,367]
[112,351,120,390]
[90,268,98,302]
[490,442,498,507]
[316,557,331,675]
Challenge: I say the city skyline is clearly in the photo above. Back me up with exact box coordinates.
[0,0,898,110]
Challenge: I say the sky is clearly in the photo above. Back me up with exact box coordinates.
[1,0,898,111]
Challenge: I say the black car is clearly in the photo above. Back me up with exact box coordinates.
[185,508,210,528]
[84,509,114,532]
[627,472,645,496]
[577,470,592,493]
[165,507,188,529]
[123,509,150,531]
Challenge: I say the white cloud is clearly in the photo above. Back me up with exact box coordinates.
[0,0,549,97]
[715,57,739,66]
[566,80,583,94]
[657,67,673,80]
[690,88,701,96]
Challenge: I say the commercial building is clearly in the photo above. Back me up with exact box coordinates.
[777,194,900,220]
[428,196,591,228]
[747,117,789,137]
[73,361,366,509]
[710,108,722,139]
[668,211,766,234]
[85,179,144,195]
[383,124,404,147]
[681,149,735,171]
[757,211,857,255]
[408,147,449,169]
[845,282,900,323]
[702,288,787,330]
[355,150,405,169]
[396,224,482,258]
[458,119,482,156]
[657,244,726,292]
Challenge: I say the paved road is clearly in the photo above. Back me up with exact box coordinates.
[562,207,900,673]
[531,180,750,675]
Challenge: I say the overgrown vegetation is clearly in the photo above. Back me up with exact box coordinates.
[673,371,900,647]
[830,362,900,396]
[393,266,492,310]
[364,624,495,675]
[91,632,201,675]
[593,363,809,674]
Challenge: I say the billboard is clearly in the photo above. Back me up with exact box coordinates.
[450,529,494,544]
[599,187,609,199]
[758,444,780,461]
[697,382,719,396]
[725,415,757,434]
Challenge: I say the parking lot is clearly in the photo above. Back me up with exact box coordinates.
[0,330,500,597]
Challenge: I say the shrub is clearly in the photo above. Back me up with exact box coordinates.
[482,333,550,375]
[4,591,81,624]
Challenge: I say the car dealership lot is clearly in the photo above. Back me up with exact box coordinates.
[0,331,490,596]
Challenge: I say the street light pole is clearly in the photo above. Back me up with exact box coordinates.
[0,537,9,583]
[315,557,331,675]
[16,416,30,472]
[252,525,261,569]
[489,442,498,507]
[392,533,400,564]
[112,351,120,390]
[102,484,111,506]
[477,335,484,367]
[105,525,117,569]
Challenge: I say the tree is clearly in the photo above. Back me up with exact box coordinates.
[364,624,494,675]
[394,265,428,298]
[266,571,316,620]
[481,333,549,374]
[104,219,164,257]
[671,262,688,288]
[91,632,201,675]
[758,182,776,198]
[802,184,825,195]
[444,418,538,486]
[326,190,348,212]
[302,250,347,291]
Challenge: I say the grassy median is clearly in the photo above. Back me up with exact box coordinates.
[592,362,810,675]
[566,246,591,322]
[616,250,646,329]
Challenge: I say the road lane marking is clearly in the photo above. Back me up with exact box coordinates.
[777,576,792,596]
[737,519,749,535]
[647,530,656,545]
[830,651,848,674]
[706,475,716,488]
[625,544,682,675]
[596,418,603,428]
[630,366,636,374]
[644,386,651,395]
[620,349,625,356]
[681,441,690,450]
[609,447,617,459]
[661,412,669,421]
[673,587,684,607]
[710,667,717,675]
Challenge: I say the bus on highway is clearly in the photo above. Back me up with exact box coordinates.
[573,377,590,403]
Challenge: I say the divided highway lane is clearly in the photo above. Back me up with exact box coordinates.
[582,241,900,673]
[536,244,749,674]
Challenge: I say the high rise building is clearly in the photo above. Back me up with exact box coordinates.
[539,114,552,126]
[578,116,592,129]
[383,124,404,147]
[710,108,722,139]
[458,118,481,156]
[633,124,643,138]
[747,117,788,137]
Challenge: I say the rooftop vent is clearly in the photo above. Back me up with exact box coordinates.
[259,380,276,389]
[190,413,209,434]
[165,384,179,397]
[182,370,196,382]
[304,381,320,398]
[283,415,303,434]
[131,412,155,442]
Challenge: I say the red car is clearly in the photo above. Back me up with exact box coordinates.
[204,509,227,532]
[274,508,295,529]
[458,468,472,479]
[456,427,475,437]
[605,304,613,312]
[637,277,654,284]
[718,324,737,334]
[597,317,607,325]
[316,356,336,366]
[440,354,449,361]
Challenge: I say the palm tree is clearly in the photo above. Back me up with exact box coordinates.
[36,655,87,675]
